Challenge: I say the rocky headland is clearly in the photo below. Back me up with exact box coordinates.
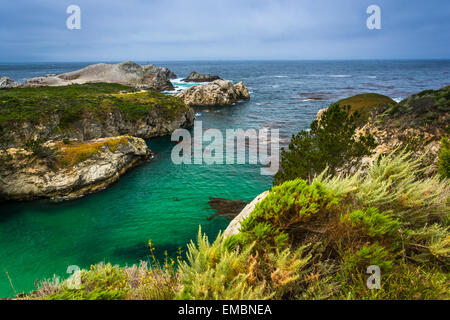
[227,86,449,237]
[0,136,151,201]
[316,87,449,175]
[15,62,176,92]
[0,82,194,201]
[176,79,250,106]
[0,83,194,148]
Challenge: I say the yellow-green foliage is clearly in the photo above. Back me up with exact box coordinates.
[43,263,128,300]
[318,150,449,227]
[438,137,450,179]
[25,151,450,300]
[176,229,269,300]
[0,83,187,128]
[55,137,129,167]
[234,179,341,250]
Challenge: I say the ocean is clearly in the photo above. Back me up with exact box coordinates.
[0,60,449,297]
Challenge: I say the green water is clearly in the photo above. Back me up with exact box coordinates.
[0,130,272,297]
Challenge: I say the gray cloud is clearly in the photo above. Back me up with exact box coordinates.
[1,0,449,61]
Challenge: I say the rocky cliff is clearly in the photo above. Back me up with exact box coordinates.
[0,83,194,148]
[23,62,176,92]
[176,80,250,106]
[0,136,151,201]
[316,87,449,176]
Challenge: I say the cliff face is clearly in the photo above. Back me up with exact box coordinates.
[2,106,194,148]
[0,83,195,201]
[315,87,449,176]
[176,80,250,106]
[0,136,151,201]
[0,83,194,148]
[356,86,449,175]
[23,62,176,92]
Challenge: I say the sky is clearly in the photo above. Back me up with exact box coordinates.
[0,0,449,62]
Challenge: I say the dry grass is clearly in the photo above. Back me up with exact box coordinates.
[54,137,129,167]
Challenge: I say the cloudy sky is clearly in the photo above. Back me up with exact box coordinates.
[1,0,449,61]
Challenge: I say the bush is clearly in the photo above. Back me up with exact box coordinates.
[24,151,450,300]
[274,104,376,185]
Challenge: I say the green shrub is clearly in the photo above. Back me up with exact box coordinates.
[438,137,450,179]
[274,104,376,185]
[342,207,401,238]
[232,179,341,250]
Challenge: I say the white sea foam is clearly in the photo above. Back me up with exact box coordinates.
[328,75,352,78]
[393,97,403,103]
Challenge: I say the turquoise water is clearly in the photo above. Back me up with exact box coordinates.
[1,60,449,297]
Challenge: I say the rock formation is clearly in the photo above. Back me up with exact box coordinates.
[0,83,195,149]
[24,62,176,92]
[0,76,21,89]
[176,80,250,106]
[182,71,222,82]
[316,87,449,176]
[0,136,151,201]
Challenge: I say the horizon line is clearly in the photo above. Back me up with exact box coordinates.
[1,58,450,64]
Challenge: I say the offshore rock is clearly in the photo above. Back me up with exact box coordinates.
[176,80,250,106]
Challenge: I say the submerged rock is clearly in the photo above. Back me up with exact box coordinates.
[183,71,222,82]
[0,136,151,201]
[207,198,249,221]
[24,62,176,92]
[176,80,250,106]
[223,191,270,238]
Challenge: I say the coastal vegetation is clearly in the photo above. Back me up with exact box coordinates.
[22,85,449,300]
[0,83,187,128]
[24,150,449,300]
[54,136,130,167]
[273,103,377,185]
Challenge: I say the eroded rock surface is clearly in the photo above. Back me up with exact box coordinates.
[0,136,151,201]
[0,77,21,89]
[183,71,221,82]
[176,80,250,106]
[24,62,176,91]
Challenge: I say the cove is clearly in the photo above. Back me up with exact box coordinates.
[0,126,272,297]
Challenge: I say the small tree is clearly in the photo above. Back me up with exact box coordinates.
[274,104,376,185]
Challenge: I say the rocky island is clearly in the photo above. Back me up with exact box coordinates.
[176,79,250,106]
[182,71,222,82]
